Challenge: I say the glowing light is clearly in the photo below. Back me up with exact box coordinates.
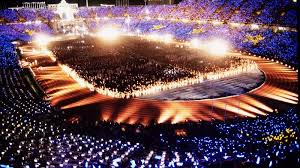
[230,22,240,27]
[162,34,173,43]
[205,39,229,56]
[125,17,131,24]
[34,34,51,47]
[190,38,201,48]
[145,9,150,14]
[251,24,259,30]
[212,20,222,25]
[97,26,120,41]
[56,0,74,21]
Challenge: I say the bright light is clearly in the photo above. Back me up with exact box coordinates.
[147,33,173,43]
[251,24,259,30]
[212,20,222,25]
[97,26,121,41]
[145,9,150,14]
[56,1,74,21]
[148,33,160,41]
[34,33,51,47]
[125,17,131,24]
[205,39,229,56]
[190,38,201,48]
[162,34,173,43]
[230,22,240,27]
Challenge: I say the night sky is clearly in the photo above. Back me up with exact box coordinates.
[0,0,182,9]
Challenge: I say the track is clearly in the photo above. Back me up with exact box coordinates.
[21,46,298,125]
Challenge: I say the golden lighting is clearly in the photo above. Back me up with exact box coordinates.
[192,28,204,34]
[152,25,164,30]
[244,34,265,45]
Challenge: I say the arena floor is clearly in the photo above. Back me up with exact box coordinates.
[139,67,264,100]
[20,45,298,125]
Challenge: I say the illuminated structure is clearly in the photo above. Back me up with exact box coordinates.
[48,0,78,21]
[9,1,46,9]
[22,2,46,9]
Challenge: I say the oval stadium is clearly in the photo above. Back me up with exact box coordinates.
[0,0,298,167]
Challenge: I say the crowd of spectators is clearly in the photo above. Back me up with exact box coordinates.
[50,36,252,98]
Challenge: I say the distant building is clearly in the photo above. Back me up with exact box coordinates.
[9,1,46,10]
[48,0,78,10]
[48,0,78,21]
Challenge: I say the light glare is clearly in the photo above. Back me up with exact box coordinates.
[97,26,120,41]
[206,39,229,56]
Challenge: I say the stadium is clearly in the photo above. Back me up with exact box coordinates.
[0,0,298,167]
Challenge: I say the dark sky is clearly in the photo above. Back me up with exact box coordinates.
[1,0,182,8]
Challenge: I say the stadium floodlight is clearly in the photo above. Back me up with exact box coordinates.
[206,39,229,56]
[97,26,121,41]
[190,38,201,48]
[34,33,51,47]
[148,33,160,41]
[162,34,173,43]
[136,29,141,34]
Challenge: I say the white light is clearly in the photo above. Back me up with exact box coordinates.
[162,34,173,43]
[190,38,201,48]
[97,26,120,41]
[145,9,150,14]
[230,22,240,27]
[148,33,160,41]
[206,39,229,56]
[212,20,222,25]
[125,17,131,24]
[251,24,259,30]
[34,34,51,47]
